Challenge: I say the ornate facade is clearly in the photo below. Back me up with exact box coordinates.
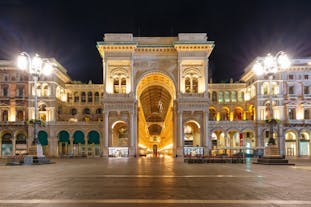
[0,33,310,158]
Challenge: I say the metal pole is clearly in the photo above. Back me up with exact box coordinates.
[268,74,275,145]
[33,75,38,145]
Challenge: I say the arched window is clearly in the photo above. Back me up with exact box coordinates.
[113,77,119,93]
[39,104,46,111]
[2,110,8,121]
[67,93,72,103]
[113,76,127,94]
[87,92,93,102]
[185,76,199,93]
[185,77,191,93]
[192,77,198,93]
[71,108,77,115]
[81,92,86,103]
[84,108,90,115]
[36,84,41,97]
[218,92,224,103]
[212,91,217,102]
[95,92,100,103]
[238,92,244,102]
[96,108,102,114]
[16,110,24,121]
[121,78,126,93]
[2,85,8,97]
[224,91,230,103]
[74,92,79,103]
[209,108,216,121]
[231,91,237,102]
[43,84,49,96]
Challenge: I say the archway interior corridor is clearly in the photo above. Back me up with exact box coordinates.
[137,74,175,157]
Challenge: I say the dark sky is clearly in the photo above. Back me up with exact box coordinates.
[0,0,311,83]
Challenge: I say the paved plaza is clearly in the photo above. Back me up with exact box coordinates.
[0,157,311,207]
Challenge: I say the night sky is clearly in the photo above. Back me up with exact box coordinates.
[0,0,311,83]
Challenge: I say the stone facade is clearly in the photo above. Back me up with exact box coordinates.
[0,33,310,158]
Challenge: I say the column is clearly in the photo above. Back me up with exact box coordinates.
[129,110,136,156]
[297,134,301,157]
[177,110,183,156]
[173,104,177,157]
[203,110,210,155]
[103,59,106,93]
[205,58,209,95]
[69,138,73,155]
[0,138,2,156]
[12,138,16,155]
[278,125,285,156]
[84,136,88,157]
[103,112,109,156]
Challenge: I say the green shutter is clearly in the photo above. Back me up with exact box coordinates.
[73,131,85,144]
[59,131,70,143]
[38,131,48,146]
[88,131,100,144]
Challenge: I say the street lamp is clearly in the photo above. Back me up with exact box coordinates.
[17,52,53,157]
[252,51,290,155]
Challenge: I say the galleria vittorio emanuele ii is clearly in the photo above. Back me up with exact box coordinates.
[0,33,310,158]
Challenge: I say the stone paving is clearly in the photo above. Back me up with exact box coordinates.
[0,157,311,206]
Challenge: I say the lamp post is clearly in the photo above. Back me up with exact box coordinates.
[252,51,290,155]
[17,52,53,157]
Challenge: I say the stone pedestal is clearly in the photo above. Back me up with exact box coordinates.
[254,145,294,165]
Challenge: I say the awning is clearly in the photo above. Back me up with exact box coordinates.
[38,131,48,146]
[88,131,100,144]
[58,131,70,143]
[73,130,85,144]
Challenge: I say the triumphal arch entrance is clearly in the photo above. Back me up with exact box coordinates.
[97,33,214,157]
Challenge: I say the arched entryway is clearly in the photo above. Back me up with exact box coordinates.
[73,130,85,156]
[285,130,297,156]
[38,131,49,155]
[136,72,176,157]
[1,132,13,156]
[15,132,27,155]
[87,130,100,156]
[58,130,70,156]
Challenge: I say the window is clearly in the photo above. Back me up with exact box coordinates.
[209,108,216,121]
[113,77,127,94]
[2,110,8,121]
[2,86,8,97]
[304,109,310,119]
[81,92,86,102]
[16,86,24,97]
[304,86,310,94]
[288,74,294,80]
[212,91,217,102]
[71,108,77,115]
[95,92,100,103]
[304,75,309,80]
[67,93,72,103]
[39,104,46,111]
[96,108,102,114]
[238,92,244,102]
[288,108,296,120]
[87,92,93,102]
[83,108,90,115]
[231,91,237,102]
[218,91,224,103]
[192,77,198,93]
[288,86,294,94]
[74,92,79,102]
[185,77,191,93]
[184,76,198,93]
[42,84,49,96]
[16,110,24,121]
[121,78,126,93]
[224,91,230,103]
